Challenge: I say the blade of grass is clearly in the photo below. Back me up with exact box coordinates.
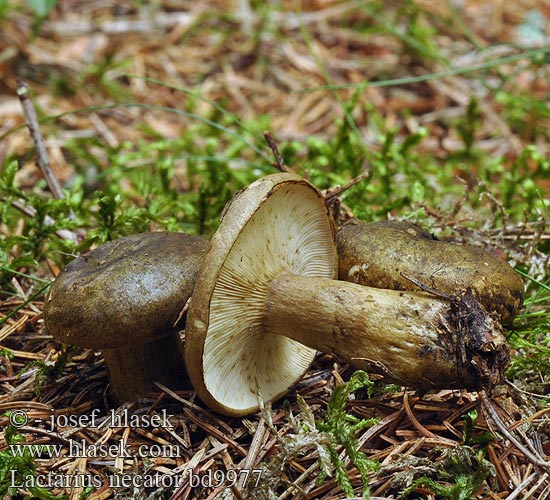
[0,103,272,162]
[122,74,248,129]
[516,270,550,293]
[297,12,368,157]
[300,47,550,91]
[0,282,51,327]
[0,267,51,284]
[514,270,550,321]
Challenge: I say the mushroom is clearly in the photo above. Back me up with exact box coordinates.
[185,173,509,416]
[44,232,208,403]
[336,220,524,324]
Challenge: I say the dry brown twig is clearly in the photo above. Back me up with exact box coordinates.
[13,80,79,243]
[16,80,65,201]
[323,170,371,201]
[264,131,293,173]
[480,391,550,473]
[4,197,77,242]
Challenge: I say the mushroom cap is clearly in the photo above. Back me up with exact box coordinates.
[44,232,208,349]
[185,173,336,416]
[336,220,525,324]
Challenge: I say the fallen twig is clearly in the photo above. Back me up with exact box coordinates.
[16,80,65,200]
[15,80,82,243]
[480,391,550,473]
[41,11,196,36]
[4,197,77,242]
[264,131,293,173]
[323,170,371,200]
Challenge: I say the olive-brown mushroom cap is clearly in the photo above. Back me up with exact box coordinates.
[44,232,208,349]
[185,174,337,416]
[336,220,524,324]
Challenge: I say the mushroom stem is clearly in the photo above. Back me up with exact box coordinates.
[263,271,507,390]
[336,221,524,325]
[102,332,187,402]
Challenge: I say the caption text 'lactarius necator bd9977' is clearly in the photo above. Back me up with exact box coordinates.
[184,173,520,417]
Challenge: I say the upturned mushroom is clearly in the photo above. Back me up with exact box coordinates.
[185,173,509,416]
[44,232,208,403]
[336,220,524,325]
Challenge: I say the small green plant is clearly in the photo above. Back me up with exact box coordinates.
[0,236,37,288]
[456,98,482,159]
[462,409,495,446]
[495,89,550,142]
[0,420,69,499]
[500,145,550,214]
[0,348,13,359]
[21,345,76,395]
[0,160,78,287]
[27,0,57,18]
[251,371,378,499]
[399,447,495,500]
[82,56,132,100]
[316,370,379,498]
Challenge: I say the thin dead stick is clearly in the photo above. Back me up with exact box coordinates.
[4,197,77,242]
[237,417,266,490]
[167,448,205,500]
[277,461,319,500]
[16,80,82,242]
[16,80,65,200]
[42,11,196,37]
[323,170,371,200]
[504,472,539,500]
[480,391,550,473]
[264,131,292,173]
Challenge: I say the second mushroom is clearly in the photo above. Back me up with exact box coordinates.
[44,232,208,403]
[185,173,510,416]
